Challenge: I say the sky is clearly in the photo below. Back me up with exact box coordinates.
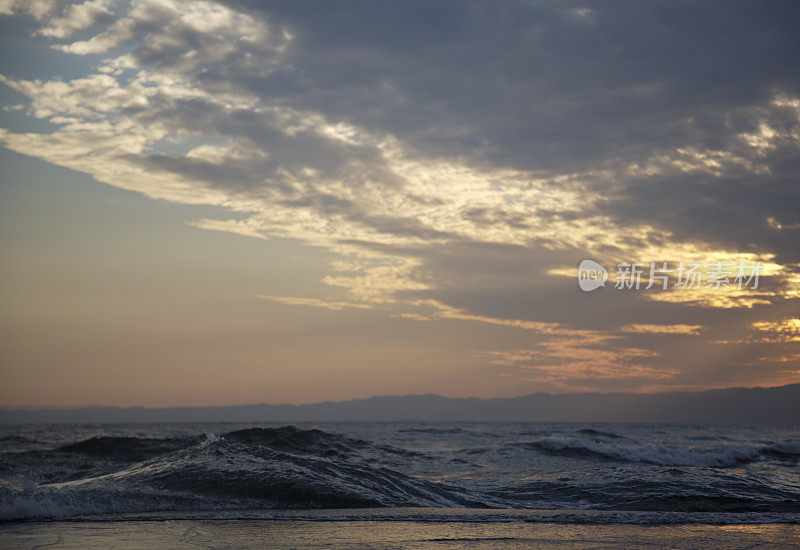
[0,0,799,408]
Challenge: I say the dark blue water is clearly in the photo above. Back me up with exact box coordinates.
[1,422,799,522]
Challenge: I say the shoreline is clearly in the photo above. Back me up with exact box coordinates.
[2,518,799,549]
[4,507,800,525]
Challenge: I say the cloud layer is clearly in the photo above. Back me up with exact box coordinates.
[1,0,799,392]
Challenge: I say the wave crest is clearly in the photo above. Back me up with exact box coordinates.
[2,431,483,520]
[522,437,791,467]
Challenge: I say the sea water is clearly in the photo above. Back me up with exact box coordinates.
[1,422,798,523]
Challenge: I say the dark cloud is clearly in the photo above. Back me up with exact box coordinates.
[201,0,800,263]
[220,1,800,165]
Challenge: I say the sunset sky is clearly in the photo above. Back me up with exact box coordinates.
[1,0,799,408]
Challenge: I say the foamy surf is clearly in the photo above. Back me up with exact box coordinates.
[521,436,796,467]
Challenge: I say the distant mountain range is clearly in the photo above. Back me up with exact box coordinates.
[2,384,799,425]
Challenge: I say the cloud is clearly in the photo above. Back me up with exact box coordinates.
[620,324,703,335]
[485,340,678,392]
[752,318,800,343]
[188,218,267,240]
[0,0,57,19]
[259,295,370,311]
[38,0,114,38]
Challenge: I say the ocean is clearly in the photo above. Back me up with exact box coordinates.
[2,421,799,527]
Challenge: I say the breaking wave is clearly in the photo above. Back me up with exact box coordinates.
[1,427,482,520]
[522,437,800,467]
[575,429,626,440]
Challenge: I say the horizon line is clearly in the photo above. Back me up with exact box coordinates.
[3,382,798,412]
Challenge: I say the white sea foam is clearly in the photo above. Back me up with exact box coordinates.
[530,437,770,467]
[198,432,221,446]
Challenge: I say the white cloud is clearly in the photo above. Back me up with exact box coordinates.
[0,0,57,19]
[38,0,114,39]
[620,324,703,335]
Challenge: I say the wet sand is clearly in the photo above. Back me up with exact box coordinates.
[2,520,799,549]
